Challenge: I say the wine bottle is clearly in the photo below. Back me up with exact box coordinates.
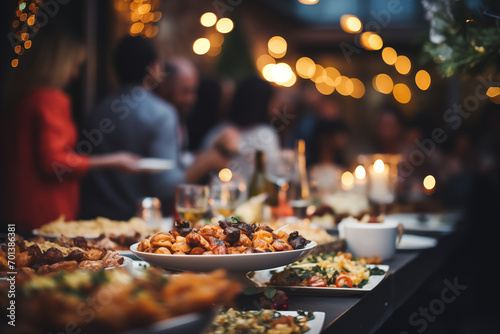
[288,140,311,219]
[248,150,278,206]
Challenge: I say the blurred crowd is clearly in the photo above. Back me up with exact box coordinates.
[1,29,499,234]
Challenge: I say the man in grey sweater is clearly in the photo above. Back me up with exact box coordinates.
[79,36,231,220]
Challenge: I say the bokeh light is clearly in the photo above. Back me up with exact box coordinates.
[354,165,366,179]
[393,83,412,104]
[216,18,234,34]
[219,168,233,182]
[296,57,316,79]
[373,74,394,94]
[200,12,217,27]
[257,54,276,72]
[423,175,436,190]
[268,36,287,58]
[350,78,365,99]
[415,70,431,90]
[360,32,383,50]
[193,38,210,55]
[395,55,411,75]
[340,15,363,34]
[382,47,397,65]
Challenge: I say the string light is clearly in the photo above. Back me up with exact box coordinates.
[393,83,412,104]
[340,14,363,34]
[114,0,161,38]
[193,38,210,55]
[268,36,287,58]
[216,17,234,34]
[200,12,217,27]
[381,47,398,65]
[395,55,412,75]
[373,74,393,94]
[415,70,431,90]
[9,0,42,67]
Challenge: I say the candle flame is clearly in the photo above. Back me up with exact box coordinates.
[354,165,366,180]
[341,171,354,187]
[373,159,385,174]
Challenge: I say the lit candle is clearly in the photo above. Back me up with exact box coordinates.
[341,171,355,191]
[368,159,392,203]
[353,165,367,193]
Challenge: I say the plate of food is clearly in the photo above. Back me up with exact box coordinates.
[203,308,325,334]
[0,234,129,277]
[249,252,389,296]
[130,220,316,272]
[0,267,241,334]
[32,216,154,240]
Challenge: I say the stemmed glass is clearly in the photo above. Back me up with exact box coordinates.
[209,182,242,219]
[266,149,295,190]
[175,184,209,224]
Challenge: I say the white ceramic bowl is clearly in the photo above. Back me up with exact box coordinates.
[338,219,402,260]
[130,241,317,272]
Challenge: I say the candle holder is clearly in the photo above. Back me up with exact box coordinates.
[357,154,401,216]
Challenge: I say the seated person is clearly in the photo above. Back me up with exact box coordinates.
[79,36,230,219]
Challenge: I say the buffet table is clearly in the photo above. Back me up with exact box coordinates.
[235,221,467,333]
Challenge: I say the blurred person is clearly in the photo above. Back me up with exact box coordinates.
[185,77,228,152]
[286,86,343,165]
[79,36,230,220]
[310,120,350,168]
[201,75,280,182]
[155,57,198,163]
[372,105,407,154]
[0,29,140,233]
[155,58,238,168]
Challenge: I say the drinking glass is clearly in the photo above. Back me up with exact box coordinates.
[209,182,242,219]
[266,149,295,188]
[175,184,210,223]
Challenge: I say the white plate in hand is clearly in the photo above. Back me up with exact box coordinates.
[137,158,175,172]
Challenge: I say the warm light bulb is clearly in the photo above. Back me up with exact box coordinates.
[296,57,316,79]
[268,36,287,58]
[200,12,217,27]
[193,38,210,55]
[415,70,431,90]
[395,55,411,75]
[373,74,393,95]
[340,15,362,34]
[219,168,233,182]
[393,83,412,104]
[216,18,233,34]
[423,175,436,190]
[382,47,397,65]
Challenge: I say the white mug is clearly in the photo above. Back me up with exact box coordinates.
[338,218,403,260]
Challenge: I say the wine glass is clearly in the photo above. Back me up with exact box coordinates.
[175,184,209,224]
[266,149,295,189]
[209,182,242,219]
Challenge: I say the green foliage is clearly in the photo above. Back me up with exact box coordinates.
[422,0,500,78]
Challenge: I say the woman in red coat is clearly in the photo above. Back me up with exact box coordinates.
[0,30,140,234]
